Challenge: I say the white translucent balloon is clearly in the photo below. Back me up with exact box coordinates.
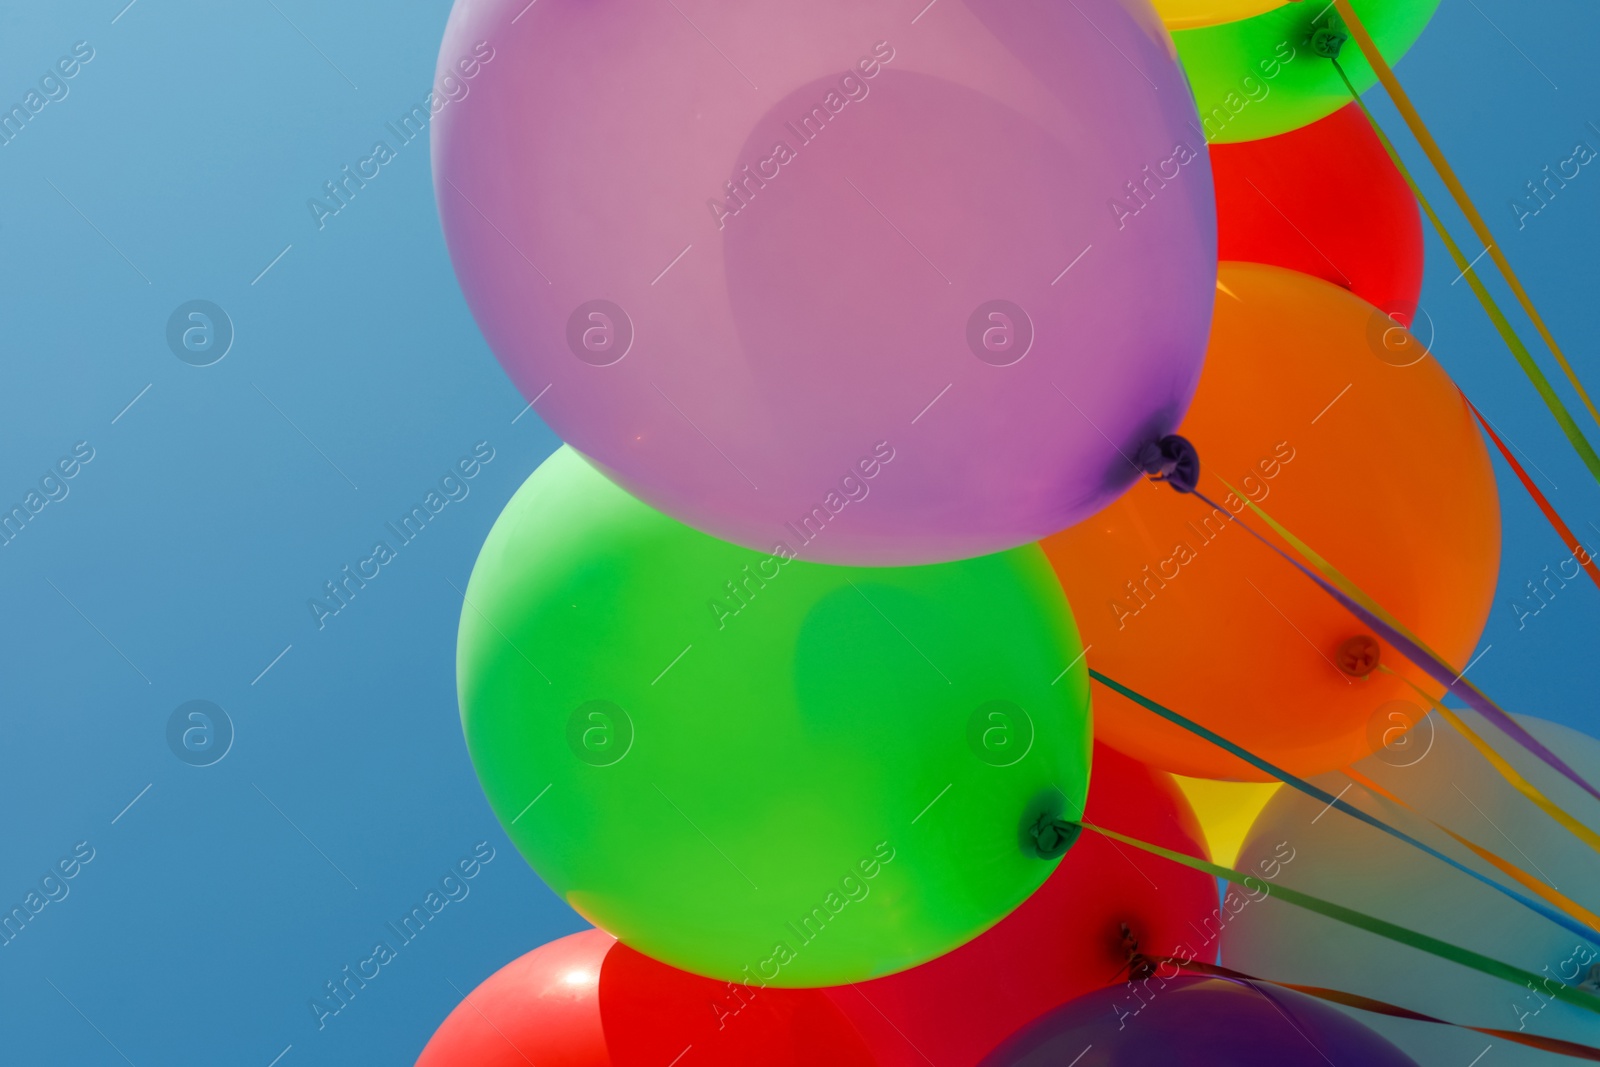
[1223,713,1600,1065]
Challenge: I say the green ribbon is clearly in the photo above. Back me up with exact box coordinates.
[1080,818,1600,1017]
[1333,60,1600,487]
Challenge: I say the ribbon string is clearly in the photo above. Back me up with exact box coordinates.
[1203,482,1600,807]
[1081,818,1600,1015]
[1329,0,1600,436]
[1342,763,1600,933]
[1090,668,1598,945]
[1084,7,1600,1049]
[1131,953,1600,1062]
[1379,665,1600,857]
[1329,59,1600,488]
[1463,395,1600,593]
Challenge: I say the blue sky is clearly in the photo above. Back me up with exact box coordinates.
[0,1,1596,1063]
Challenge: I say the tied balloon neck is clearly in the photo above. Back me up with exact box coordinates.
[1120,923,1159,982]
[1336,634,1382,678]
[1311,21,1349,60]
[1138,435,1201,495]
[1030,813,1081,859]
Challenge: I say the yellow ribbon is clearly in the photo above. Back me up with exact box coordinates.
[1331,0,1600,433]
[1345,763,1600,934]
[1381,666,1600,857]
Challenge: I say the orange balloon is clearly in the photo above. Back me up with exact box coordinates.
[1042,263,1500,781]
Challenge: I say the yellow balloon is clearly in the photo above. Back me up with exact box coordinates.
[1151,0,1286,31]
[1171,776,1280,867]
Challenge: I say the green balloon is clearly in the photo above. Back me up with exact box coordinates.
[457,447,1092,986]
[1174,0,1439,145]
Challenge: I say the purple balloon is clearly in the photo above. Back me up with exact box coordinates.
[980,976,1421,1066]
[433,0,1215,564]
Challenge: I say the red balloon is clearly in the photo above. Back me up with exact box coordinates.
[824,743,1216,1067]
[1212,102,1423,324]
[415,928,873,1066]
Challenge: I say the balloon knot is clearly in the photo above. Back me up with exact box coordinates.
[1336,634,1381,678]
[1311,25,1349,59]
[1120,922,1159,982]
[1137,434,1201,494]
[1030,813,1081,859]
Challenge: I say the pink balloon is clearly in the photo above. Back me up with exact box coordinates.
[433,0,1215,565]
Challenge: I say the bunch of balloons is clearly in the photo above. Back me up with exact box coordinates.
[415,0,1596,1061]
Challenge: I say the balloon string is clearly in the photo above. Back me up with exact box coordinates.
[1128,953,1600,1062]
[1463,393,1600,593]
[1379,663,1600,857]
[1078,817,1600,1016]
[1329,0,1600,436]
[1089,668,1599,945]
[1313,62,1600,581]
[1200,480,1600,808]
[1342,762,1600,933]
[1327,57,1600,489]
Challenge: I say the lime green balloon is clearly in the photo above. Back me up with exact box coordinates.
[457,447,1092,987]
[1174,0,1439,144]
